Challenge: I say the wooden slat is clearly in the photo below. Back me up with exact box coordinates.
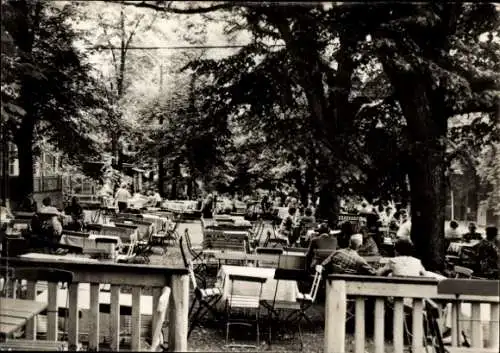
[451,302,459,346]
[131,287,142,351]
[151,288,161,340]
[25,280,37,340]
[438,279,500,297]
[46,282,58,341]
[110,285,121,351]
[67,283,79,350]
[471,302,482,348]
[346,281,437,298]
[489,303,499,349]
[393,298,404,353]
[354,297,365,353]
[412,299,424,353]
[324,280,346,353]
[374,298,385,353]
[168,275,189,352]
[88,283,100,351]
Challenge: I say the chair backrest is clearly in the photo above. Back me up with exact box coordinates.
[454,265,474,278]
[13,267,74,284]
[308,265,324,302]
[227,274,266,307]
[150,286,171,352]
[62,230,90,238]
[0,266,15,297]
[256,247,283,255]
[178,236,197,290]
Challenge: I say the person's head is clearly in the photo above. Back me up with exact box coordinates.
[304,207,313,217]
[71,196,79,206]
[485,226,498,242]
[450,220,459,230]
[121,182,127,189]
[317,223,329,235]
[42,197,51,207]
[358,217,367,228]
[349,233,363,250]
[361,202,367,208]
[288,206,297,216]
[468,222,476,233]
[340,221,355,236]
[394,238,415,256]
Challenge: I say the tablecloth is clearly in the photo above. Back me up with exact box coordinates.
[141,214,171,233]
[447,240,480,255]
[215,265,299,309]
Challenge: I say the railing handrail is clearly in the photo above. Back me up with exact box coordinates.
[327,273,439,285]
[0,257,187,276]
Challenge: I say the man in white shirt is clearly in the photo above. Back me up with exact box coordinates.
[115,183,132,212]
[396,212,412,240]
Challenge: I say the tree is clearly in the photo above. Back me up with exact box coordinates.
[1,0,113,199]
[121,1,499,270]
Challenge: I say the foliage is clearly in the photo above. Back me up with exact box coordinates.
[1,0,114,166]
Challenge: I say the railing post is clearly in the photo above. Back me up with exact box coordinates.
[324,279,346,353]
[168,274,189,352]
[490,303,499,349]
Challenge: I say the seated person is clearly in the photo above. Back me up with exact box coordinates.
[462,222,483,242]
[337,221,355,249]
[300,207,316,228]
[33,197,63,249]
[279,206,297,240]
[305,223,337,269]
[19,194,38,212]
[358,229,380,256]
[320,234,376,275]
[65,196,85,231]
[377,238,426,277]
[445,220,460,240]
[476,226,499,279]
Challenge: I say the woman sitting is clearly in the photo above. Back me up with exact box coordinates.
[278,206,297,243]
[377,238,426,277]
[65,197,85,231]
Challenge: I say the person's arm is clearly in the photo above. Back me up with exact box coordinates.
[376,264,392,276]
[359,259,377,275]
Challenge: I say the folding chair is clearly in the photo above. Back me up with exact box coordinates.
[284,265,323,327]
[152,218,179,253]
[0,268,76,351]
[263,267,311,349]
[179,236,222,337]
[225,274,267,348]
[183,229,207,274]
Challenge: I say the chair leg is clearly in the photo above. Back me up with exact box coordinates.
[256,306,260,347]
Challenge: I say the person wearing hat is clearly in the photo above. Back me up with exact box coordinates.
[305,223,338,270]
[320,233,376,275]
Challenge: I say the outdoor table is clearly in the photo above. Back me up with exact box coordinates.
[141,214,171,233]
[0,297,47,336]
[215,265,299,310]
[19,252,101,263]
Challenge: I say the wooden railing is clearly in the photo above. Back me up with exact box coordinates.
[324,275,500,353]
[1,257,189,352]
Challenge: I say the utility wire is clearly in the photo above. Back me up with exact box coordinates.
[87,44,285,50]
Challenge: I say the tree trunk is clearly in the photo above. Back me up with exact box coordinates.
[389,76,447,271]
[170,160,180,200]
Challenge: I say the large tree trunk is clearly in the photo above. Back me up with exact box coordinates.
[158,147,165,197]
[392,78,447,271]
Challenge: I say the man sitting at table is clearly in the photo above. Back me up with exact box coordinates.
[320,233,376,275]
[337,221,355,249]
[305,223,337,270]
[462,222,483,242]
[476,226,499,279]
[376,238,426,277]
[64,197,85,231]
[300,207,316,229]
[358,228,380,256]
